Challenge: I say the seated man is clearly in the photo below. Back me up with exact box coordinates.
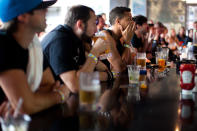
[0,0,69,114]
[42,5,111,93]
[100,7,136,73]
[131,15,150,53]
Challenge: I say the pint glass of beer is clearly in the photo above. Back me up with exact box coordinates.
[92,32,106,43]
[157,52,166,68]
[92,32,112,60]
[136,53,146,69]
[79,72,100,111]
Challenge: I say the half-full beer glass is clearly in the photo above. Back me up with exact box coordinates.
[79,72,100,111]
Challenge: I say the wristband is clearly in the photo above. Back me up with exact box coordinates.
[123,44,131,48]
[111,71,120,78]
[88,53,98,63]
[54,89,65,103]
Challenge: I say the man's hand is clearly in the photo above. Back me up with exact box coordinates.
[120,21,136,44]
[92,38,109,56]
[52,81,70,101]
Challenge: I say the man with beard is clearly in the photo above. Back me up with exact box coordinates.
[42,5,110,93]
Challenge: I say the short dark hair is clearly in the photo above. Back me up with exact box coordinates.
[132,15,147,26]
[96,15,102,25]
[64,5,94,28]
[109,7,131,25]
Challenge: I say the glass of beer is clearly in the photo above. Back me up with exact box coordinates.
[79,72,100,111]
[158,58,165,68]
[92,32,106,43]
[92,32,112,60]
[157,53,166,68]
[136,53,146,69]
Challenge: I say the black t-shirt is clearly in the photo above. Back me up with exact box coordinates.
[0,31,29,103]
[131,33,143,49]
[41,25,86,81]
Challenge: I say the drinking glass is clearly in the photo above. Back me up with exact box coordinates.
[161,47,169,61]
[79,72,101,111]
[92,32,112,60]
[127,65,140,85]
[155,51,160,64]
[157,52,166,68]
[136,53,146,69]
[0,114,31,131]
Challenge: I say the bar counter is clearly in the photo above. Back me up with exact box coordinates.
[4,68,197,131]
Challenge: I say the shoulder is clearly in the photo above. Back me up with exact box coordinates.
[0,32,28,73]
[43,25,71,41]
[42,25,74,47]
[0,32,14,51]
[0,31,9,43]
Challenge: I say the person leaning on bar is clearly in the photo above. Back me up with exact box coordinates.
[42,5,112,93]
[0,0,70,114]
[99,7,136,71]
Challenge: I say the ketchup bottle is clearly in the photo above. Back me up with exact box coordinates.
[180,64,196,90]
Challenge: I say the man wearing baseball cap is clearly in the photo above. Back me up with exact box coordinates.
[0,0,70,115]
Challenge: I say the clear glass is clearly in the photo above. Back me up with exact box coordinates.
[92,32,112,60]
[127,86,140,102]
[156,52,166,68]
[79,72,101,111]
[127,65,140,85]
[136,53,146,69]
[161,47,169,61]
[0,114,31,131]
[155,51,161,64]
[180,48,188,61]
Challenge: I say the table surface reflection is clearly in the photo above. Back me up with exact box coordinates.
[21,68,197,131]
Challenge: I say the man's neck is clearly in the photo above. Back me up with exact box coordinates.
[13,26,35,49]
[111,26,122,41]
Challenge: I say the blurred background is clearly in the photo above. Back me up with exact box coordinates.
[45,0,197,35]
